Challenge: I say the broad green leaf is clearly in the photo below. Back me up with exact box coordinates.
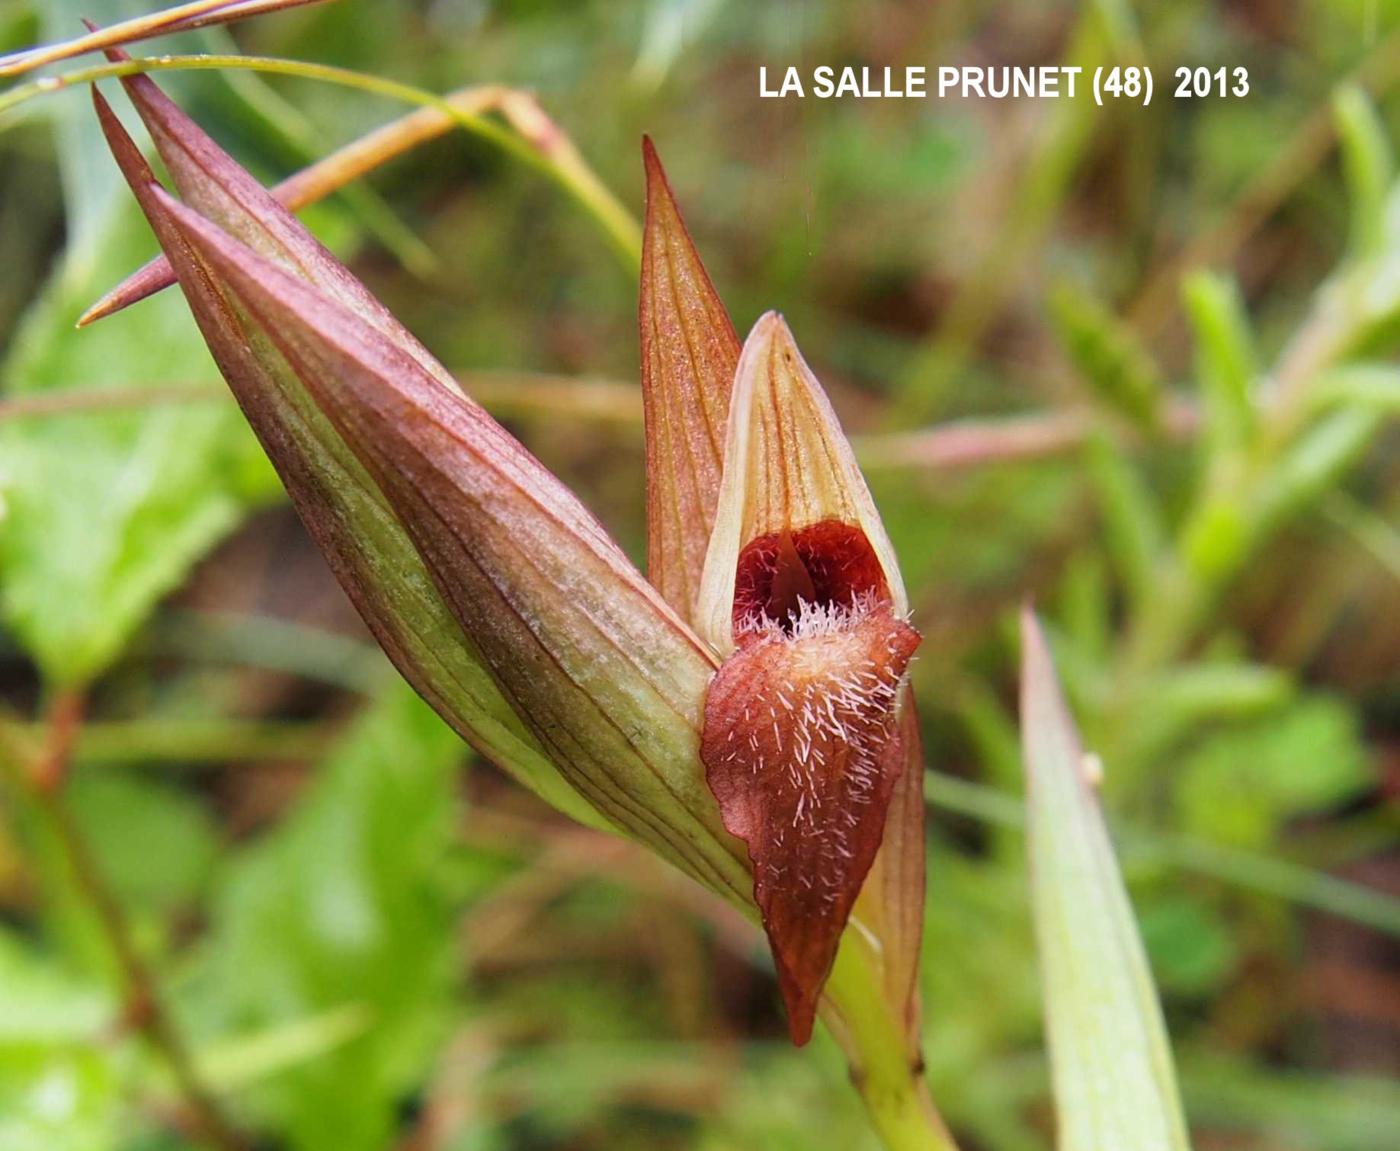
[1020,608,1192,1151]
[0,1043,122,1151]
[189,683,465,1151]
[1177,696,1373,849]
[1136,895,1239,997]
[68,770,218,914]
[0,929,111,1043]
[0,199,277,687]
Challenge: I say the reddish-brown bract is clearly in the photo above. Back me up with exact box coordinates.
[90,79,754,904]
[639,139,742,621]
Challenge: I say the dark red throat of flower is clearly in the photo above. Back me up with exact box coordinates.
[701,519,919,1044]
[731,520,891,640]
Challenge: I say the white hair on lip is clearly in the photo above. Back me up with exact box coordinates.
[734,588,891,641]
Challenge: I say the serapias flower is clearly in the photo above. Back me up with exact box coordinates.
[88,71,926,1057]
[694,313,922,1042]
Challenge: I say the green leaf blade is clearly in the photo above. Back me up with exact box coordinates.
[1020,607,1192,1151]
[1182,271,1258,461]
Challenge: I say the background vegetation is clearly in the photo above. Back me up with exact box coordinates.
[0,1,1396,1149]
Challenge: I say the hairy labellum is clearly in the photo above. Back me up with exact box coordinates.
[702,568,917,1042]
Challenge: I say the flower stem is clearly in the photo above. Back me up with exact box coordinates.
[823,939,959,1151]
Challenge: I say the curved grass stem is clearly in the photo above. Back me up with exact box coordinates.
[0,54,641,271]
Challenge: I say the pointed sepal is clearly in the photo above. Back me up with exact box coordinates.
[89,86,607,829]
[848,687,928,1043]
[101,59,456,392]
[696,313,908,656]
[639,138,741,622]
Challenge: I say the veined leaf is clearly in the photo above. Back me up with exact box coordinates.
[1020,607,1192,1151]
[0,930,121,1151]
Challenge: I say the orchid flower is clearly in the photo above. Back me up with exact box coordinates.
[89,68,951,1149]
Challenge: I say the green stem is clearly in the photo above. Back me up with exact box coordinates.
[48,718,332,765]
[1116,257,1381,679]
[823,938,959,1151]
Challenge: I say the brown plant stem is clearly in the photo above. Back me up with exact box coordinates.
[0,383,223,421]
[0,0,333,77]
[855,400,1199,472]
[0,697,246,1151]
[78,82,542,324]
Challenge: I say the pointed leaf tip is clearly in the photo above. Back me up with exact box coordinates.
[1020,609,1192,1151]
[91,83,162,208]
[639,138,741,623]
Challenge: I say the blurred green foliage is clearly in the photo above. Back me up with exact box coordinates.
[0,1,1397,1149]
